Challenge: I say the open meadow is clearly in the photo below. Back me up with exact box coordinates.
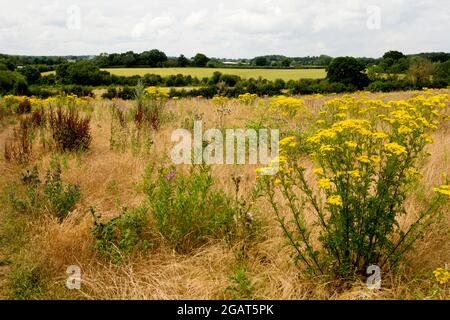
[0,89,449,299]
[101,67,327,81]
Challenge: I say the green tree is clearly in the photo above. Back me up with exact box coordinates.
[192,53,210,67]
[177,54,190,67]
[433,60,450,86]
[407,58,433,86]
[383,50,405,61]
[18,66,42,84]
[326,57,369,89]
[253,56,268,66]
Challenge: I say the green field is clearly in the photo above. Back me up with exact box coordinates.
[101,67,326,81]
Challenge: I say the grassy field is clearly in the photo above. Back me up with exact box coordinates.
[101,67,326,81]
[0,90,449,300]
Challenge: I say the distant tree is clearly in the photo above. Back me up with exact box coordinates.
[407,58,433,86]
[326,57,369,89]
[122,51,138,67]
[140,49,168,67]
[433,60,450,85]
[281,58,291,67]
[316,55,333,66]
[383,50,405,61]
[57,61,110,85]
[177,54,190,67]
[192,53,210,67]
[254,56,268,66]
[0,70,28,95]
[18,65,42,84]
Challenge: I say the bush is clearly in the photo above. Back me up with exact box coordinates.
[43,164,81,221]
[91,207,152,262]
[258,93,450,278]
[7,264,45,300]
[48,106,91,151]
[10,164,80,221]
[145,166,239,252]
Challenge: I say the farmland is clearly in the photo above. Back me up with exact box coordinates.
[101,67,327,81]
[0,89,449,299]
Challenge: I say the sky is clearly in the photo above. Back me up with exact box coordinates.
[0,0,449,58]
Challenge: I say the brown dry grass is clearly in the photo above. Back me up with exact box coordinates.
[0,89,449,300]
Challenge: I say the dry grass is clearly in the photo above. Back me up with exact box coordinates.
[0,89,449,300]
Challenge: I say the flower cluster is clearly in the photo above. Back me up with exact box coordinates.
[269,96,307,118]
[236,93,258,105]
[145,86,169,100]
[433,268,450,285]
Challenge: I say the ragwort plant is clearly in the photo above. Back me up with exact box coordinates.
[258,93,450,278]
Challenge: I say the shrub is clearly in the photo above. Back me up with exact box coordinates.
[258,93,450,278]
[91,207,152,262]
[9,164,80,221]
[48,106,91,151]
[43,164,81,221]
[7,264,45,300]
[145,166,239,253]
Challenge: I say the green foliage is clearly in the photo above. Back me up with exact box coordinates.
[225,265,253,299]
[433,60,450,86]
[145,166,239,252]
[7,264,45,300]
[91,207,152,262]
[0,69,28,95]
[43,164,81,221]
[192,53,210,67]
[9,164,80,221]
[326,57,369,89]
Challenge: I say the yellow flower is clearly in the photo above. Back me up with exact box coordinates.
[319,145,335,152]
[356,155,371,164]
[433,185,450,198]
[370,155,382,164]
[433,268,450,285]
[345,141,357,149]
[279,136,296,146]
[274,179,282,185]
[318,178,332,190]
[420,134,433,144]
[385,142,407,156]
[347,170,360,178]
[373,131,388,140]
[397,125,413,135]
[313,168,324,176]
[327,195,343,207]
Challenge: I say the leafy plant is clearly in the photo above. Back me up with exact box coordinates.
[9,164,80,221]
[91,207,152,262]
[145,166,239,253]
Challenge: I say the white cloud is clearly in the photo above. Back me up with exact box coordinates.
[0,0,448,58]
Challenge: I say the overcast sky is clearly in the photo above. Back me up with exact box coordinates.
[1,0,449,58]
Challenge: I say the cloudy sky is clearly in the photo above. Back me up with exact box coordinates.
[1,0,449,58]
